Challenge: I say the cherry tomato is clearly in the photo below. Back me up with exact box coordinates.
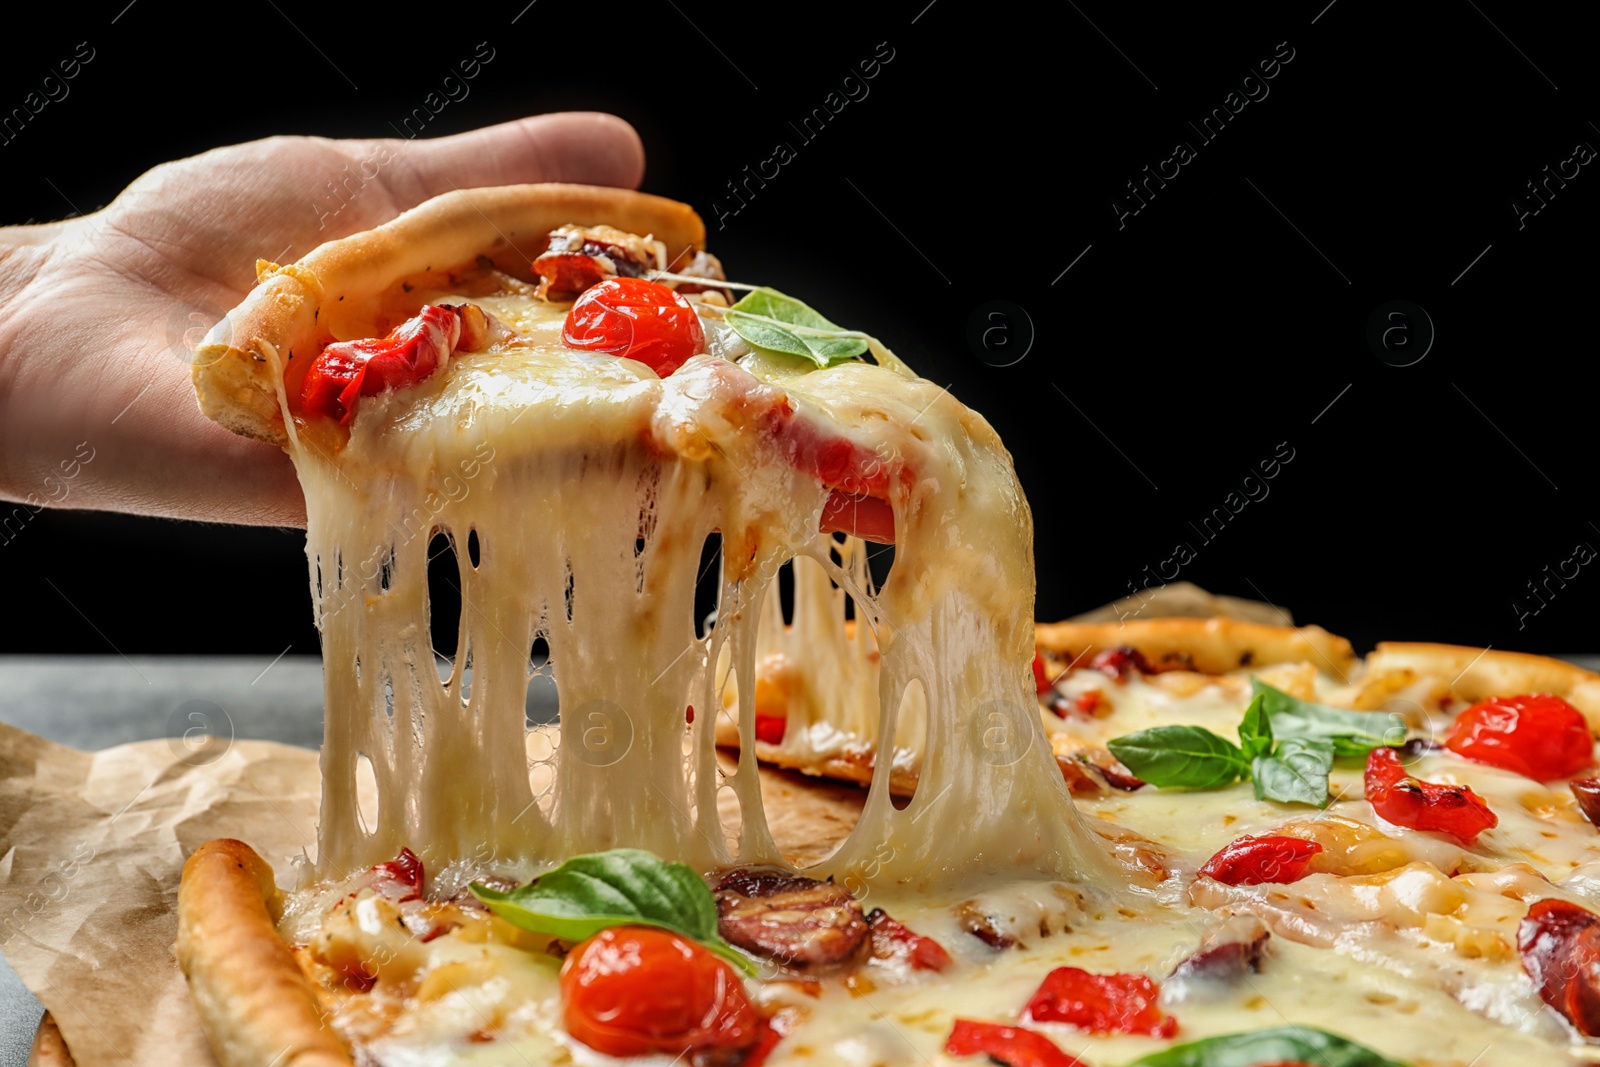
[1023,966,1177,1037]
[561,277,705,377]
[1364,747,1498,846]
[301,305,460,423]
[1445,693,1593,781]
[1198,834,1322,886]
[944,1020,1087,1067]
[559,926,761,1059]
[1519,898,1600,1036]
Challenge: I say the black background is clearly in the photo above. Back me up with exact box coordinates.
[1,1,1595,656]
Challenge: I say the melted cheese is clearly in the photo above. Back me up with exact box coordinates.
[270,281,1600,1066]
[280,294,1107,894]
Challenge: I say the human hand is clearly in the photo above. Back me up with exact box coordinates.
[0,112,644,526]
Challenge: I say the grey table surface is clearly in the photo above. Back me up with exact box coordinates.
[5,653,1600,1064]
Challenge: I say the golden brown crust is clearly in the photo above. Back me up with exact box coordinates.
[192,184,706,446]
[1033,616,1360,683]
[27,1013,72,1067]
[176,839,354,1067]
[1366,641,1600,725]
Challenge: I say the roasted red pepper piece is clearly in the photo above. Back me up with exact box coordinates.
[1032,652,1053,695]
[1023,966,1177,1038]
[866,909,951,972]
[1518,898,1600,1036]
[755,714,787,745]
[1091,645,1154,681]
[944,1019,1087,1067]
[1197,834,1322,887]
[1364,747,1498,846]
[372,846,424,902]
[1445,693,1594,781]
[301,304,461,424]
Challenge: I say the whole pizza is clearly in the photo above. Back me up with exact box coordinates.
[141,184,1600,1067]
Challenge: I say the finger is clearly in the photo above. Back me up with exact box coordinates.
[365,112,645,212]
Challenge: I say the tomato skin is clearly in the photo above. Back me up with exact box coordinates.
[945,1019,1087,1067]
[1022,966,1177,1037]
[561,277,705,377]
[1198,834,1322,886]
[1364,747,1498,845]
[559,927,761,1059]
[1445,693,1594,781]
[866,909,951,971]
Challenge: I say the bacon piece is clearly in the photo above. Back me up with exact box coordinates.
[714,869,868,971]
[532,224,662,300]
[1168,924,1270,984]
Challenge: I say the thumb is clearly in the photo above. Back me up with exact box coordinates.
[371,112,645,211]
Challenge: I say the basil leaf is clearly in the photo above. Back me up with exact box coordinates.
[1236,693,1273,761]
[470,848,754,975]
[1107,726,1248,790]
[1252,737,1336,807]
[724,287,872,367]
[1252,679,1408,758]
[1129,1025,1411,1067]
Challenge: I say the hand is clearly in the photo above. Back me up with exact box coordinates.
[0,112,644,526]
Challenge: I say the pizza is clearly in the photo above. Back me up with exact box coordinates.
[156,183,1600,1067]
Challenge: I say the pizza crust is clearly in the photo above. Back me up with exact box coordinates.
[191,184,705,447]
[176,839,354,1067]
[1366,641,1600,726]
[1034,616,1360,683]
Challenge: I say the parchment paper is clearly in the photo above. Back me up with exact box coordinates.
[0,722,321,1066]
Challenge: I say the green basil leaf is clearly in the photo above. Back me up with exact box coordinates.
[1236,693,1274,761]
[1252,679,1408,758]
[725,287,872,367]
[1107,726,1248,790]
[1128,1025,1411,1067]
[469,848,754,975]
[1252,737,1336,807]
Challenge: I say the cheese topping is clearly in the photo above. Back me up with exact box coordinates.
[283,291,1105,896]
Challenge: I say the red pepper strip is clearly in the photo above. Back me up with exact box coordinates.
[372,847,424,902]
[302,305,461,424]
[754,714,787,745]
[944,1020,1088,1067]
[819,490,895,544]
[1445,693,1594,781]
[1364,747,1498,846]
[1518,898,1600,1036]
[1032,652,1053,695]
[1023,966,1177,1038]
[866,909,952,971]
[1198,835,1322,887]
[1091,645,1154,681]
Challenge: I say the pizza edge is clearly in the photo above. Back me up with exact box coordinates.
[713,620,1600,783]
[190,184,705,447]
[175,838,353,1067]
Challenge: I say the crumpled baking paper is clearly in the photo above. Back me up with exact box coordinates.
[0,723,320,1065]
